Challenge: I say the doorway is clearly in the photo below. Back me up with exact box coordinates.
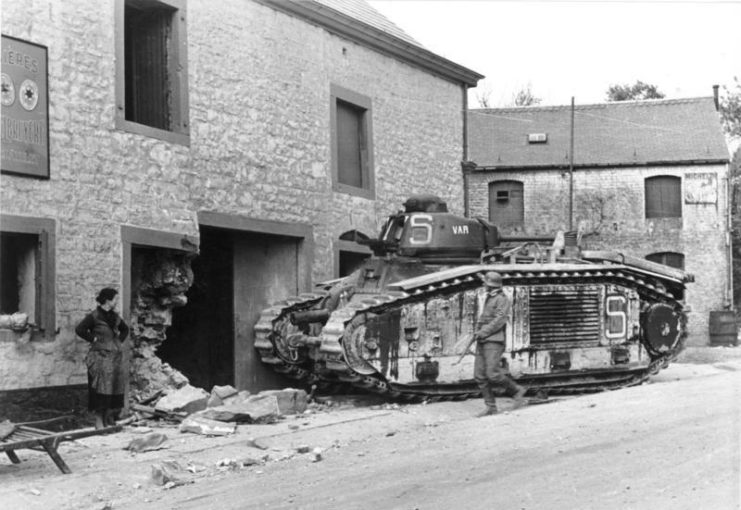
[161,227,234,389]
[165,220,310,393]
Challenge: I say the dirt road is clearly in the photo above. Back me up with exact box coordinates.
[136,368,740,510]
[3,363,740,510]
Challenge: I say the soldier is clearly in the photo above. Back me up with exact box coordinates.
[469,271,527,416]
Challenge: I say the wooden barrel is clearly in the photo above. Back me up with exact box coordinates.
[709,311,738,346]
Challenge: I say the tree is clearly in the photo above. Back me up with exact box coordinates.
[720,76,741,140]
[511,84,541,107]
[474,82,493,108]
[606,80,665,101]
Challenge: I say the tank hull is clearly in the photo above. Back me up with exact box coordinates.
[256,258,687,400]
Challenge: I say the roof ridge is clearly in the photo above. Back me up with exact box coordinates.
[472,96,714,114]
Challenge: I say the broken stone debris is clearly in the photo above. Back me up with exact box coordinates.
[125,432,169,453]
[131,403,187,422]
[198,395,280,424]
[193,388,308,424]
[179,416,236,436]
[155,384,209,415]
[129,250,194,403]
[207,385,240,407]
[311,447,323,462]
[151,460,185,486]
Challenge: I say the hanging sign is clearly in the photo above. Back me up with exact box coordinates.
[1,35,49,178]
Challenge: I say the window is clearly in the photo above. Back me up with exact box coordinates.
[646,252,685,270]
[0,215,55,337]
[331,84,374,198]
[645,176,681,218]
[489,180,524,228]
[334,239,372,278]
[115,0,189,145]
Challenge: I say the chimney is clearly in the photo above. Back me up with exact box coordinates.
[713,84,720,110]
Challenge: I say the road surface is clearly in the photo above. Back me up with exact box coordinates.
[117,367,741,510]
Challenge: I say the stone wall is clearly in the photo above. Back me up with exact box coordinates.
[0,0,467,392]
[467,164,732,345]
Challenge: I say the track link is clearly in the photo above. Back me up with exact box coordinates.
[253,291,329,384]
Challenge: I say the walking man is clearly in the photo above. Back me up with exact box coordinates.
[471,271,527,416]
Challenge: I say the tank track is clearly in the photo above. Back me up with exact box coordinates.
[319,266,685,402]
[253,291,329,384]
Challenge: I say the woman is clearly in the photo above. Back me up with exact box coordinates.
[75,288,129,429]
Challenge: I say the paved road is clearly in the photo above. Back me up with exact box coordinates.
[120,367,741,510]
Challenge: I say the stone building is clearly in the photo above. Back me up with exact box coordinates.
[0,0,482,418]
[464,97,731,345]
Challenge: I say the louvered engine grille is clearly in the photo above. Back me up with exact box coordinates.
[529,287,601,344]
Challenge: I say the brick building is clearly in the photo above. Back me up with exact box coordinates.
[0,0,482,418]
[465,97,731,345]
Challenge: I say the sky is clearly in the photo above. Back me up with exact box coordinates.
[368,0,741,108]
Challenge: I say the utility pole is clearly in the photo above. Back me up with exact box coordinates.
[569,97,575,231]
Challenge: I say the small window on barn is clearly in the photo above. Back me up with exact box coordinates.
[489,180,524,228]
[646,251,685,270]
[331,84,374,199]
[335,238,372,278]
[0,215,55,338]
[115,0,189,145]
[645,176,681,218]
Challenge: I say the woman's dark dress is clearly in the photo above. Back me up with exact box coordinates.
[75,307,129,411]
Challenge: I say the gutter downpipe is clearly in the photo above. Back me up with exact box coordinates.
[463,84,470,217]
[727,166,734,309]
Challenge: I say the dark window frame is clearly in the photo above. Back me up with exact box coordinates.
[645,175,682,219]
[488,180,524,228]
[0,214,55,339]
[114,0,189,145]
[330,84,374,199]
[334,239,372,278]
[646,251,685,270]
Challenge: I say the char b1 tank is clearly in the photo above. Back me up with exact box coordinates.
[254,195,692,400]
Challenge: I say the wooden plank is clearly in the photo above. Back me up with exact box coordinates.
[41,441,70,474]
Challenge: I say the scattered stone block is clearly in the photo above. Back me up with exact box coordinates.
[311,447,323,462]
[221,390,252,406]
[125,432,169,453]
[259,388,308,415]
[295,445,310,454]
[208,385,240,407]
[240,456,264,467]
[151,460,184,486]
[155,384,209,415]
[199,395,280,423]
[179,415,236,436]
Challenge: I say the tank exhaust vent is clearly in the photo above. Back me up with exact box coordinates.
[529,287,600,344]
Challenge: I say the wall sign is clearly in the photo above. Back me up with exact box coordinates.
[1,35,49,178]
[684,172,717,204]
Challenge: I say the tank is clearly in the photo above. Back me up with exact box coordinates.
[254,195,692,400]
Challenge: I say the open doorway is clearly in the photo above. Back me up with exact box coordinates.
[164,218,310,393]
[160,227,234,389]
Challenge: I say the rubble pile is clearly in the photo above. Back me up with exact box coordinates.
[129,385,309,435]
[128,249,195,402]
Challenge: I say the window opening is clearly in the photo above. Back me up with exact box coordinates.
[124,0,176,130]
[0,232,38,321]
[645,176,681,218]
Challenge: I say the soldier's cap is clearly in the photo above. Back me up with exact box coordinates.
[481,271,503,288]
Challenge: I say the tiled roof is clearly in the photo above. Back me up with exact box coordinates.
[258,0,483,85]
[313,0,423,48]
[468,97,730,168]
